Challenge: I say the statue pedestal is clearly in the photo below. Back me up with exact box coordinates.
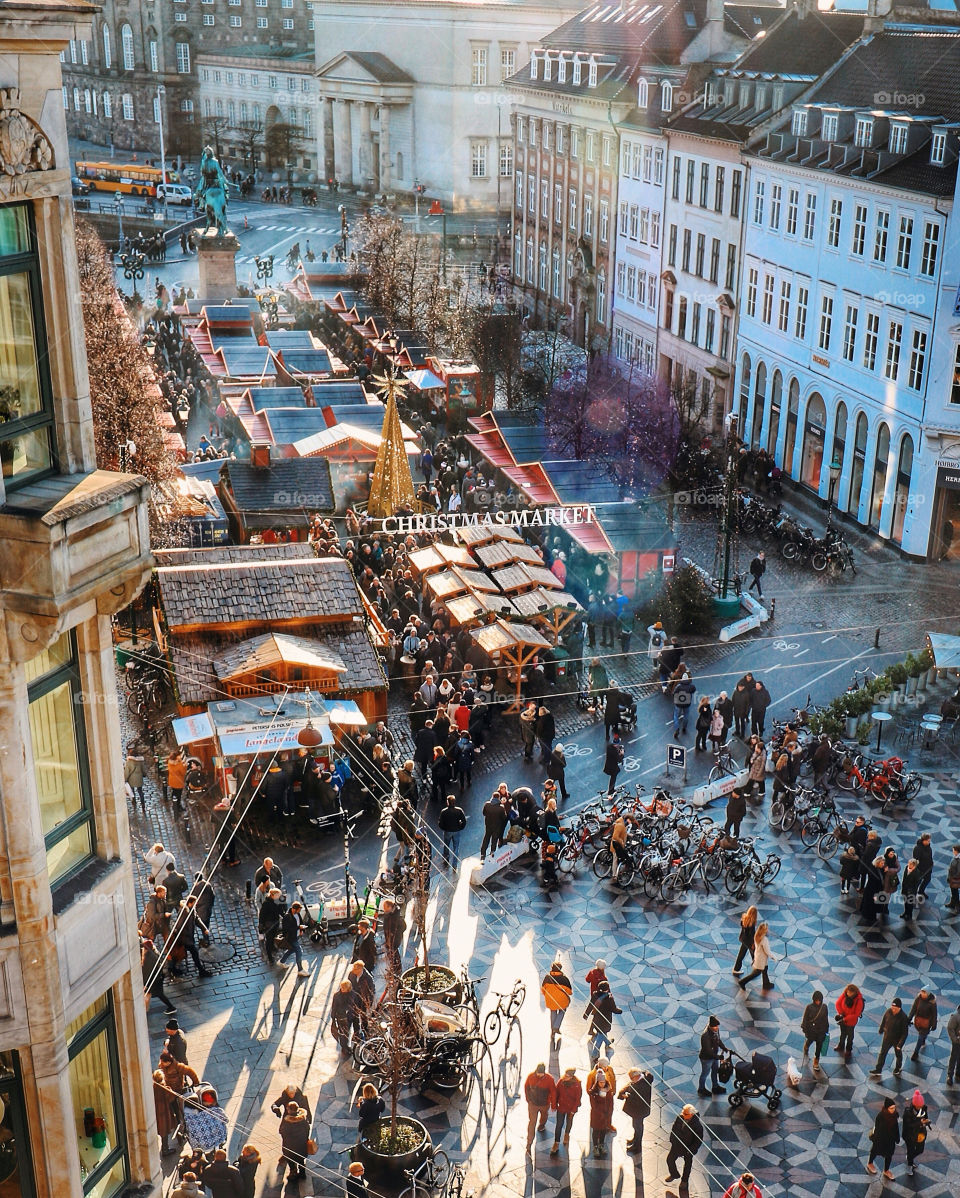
[196,230,239,301]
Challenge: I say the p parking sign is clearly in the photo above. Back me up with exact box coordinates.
[667,744,686,778]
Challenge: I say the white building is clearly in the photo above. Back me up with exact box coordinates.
[312,0,580,208]
[740,21,960,559]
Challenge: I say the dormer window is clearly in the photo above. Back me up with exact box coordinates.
[638,77,648,107]
[558,55,567,83]
[855,116,873,147]
[755,84,766,109]
[772,82,784,110]
[792,109,807,137]
[572,55,582,86]
[543,54,552,82]
[724,79,735,106]
[661,81,673,113]
[588,58,598,88]
[931,129,947,165]
[821,113,838,142]
[530,53,539,81]
[738,82,750,108]
[889,123,907,154]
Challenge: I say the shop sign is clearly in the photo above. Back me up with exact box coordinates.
[936,466,960,492]
[662,554,675,573]
[379,504,596,534]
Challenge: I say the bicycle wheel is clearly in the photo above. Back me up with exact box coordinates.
[506,984,526,1018]
[482,1010,502,1045]
[835,769,859,793]
[643,869,664,899]
[799,820,824,848]
[453,1003,479,1033]
[614,860,636,889]
[126,691,145,716]
[660,868,686,903]
[557,845,579,874]
[725,865,746,895]
[703,852,724,882]
[429,1149,450,1189]
[592,848,614,880]
[779,807,797,832]
[817,829,842,861]
[769,799,785,826]
[761,855,782,883]
[904,774,922,798]
[707,765,723,784]
[355,1038,391,1071]
[811,552,829,572]
[782,541,799,561]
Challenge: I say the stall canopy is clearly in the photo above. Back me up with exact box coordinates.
[927,632,960,670]
[207,693,339,757]
[172,712,215,746]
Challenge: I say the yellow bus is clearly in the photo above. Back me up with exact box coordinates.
[74,160,179,197]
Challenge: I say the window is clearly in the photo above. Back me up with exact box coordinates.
[691,303,702,345]
[556,125,565,154]
[556,184,563,223]
[499,142,513,177]
[570,127,579,158]
[714,165,724,213]
[677,297,688,339]
[626,266,636,301]
[889,124,907,154]
[525,236,534,283]
[827,198,842,248]
[795,285,809,341]
[471,141,487,178]
[257,16,268,27]
[268,75,278,89]
[568,189,577,231]
[818,294,834,351]
[821,113,838,141]
[175,10,187,18]
[515,171,523,208]
[909,329,927,390]
[583,193,593,238]
[153,95,160,122]
[785,189,799,238]
[753,178,765,224]
[647,273,657,309]
[176,42,190,74]
[240,101,248,122]
[709,238,720,284]
[803,194,817,241]
[540,179,548,218]
[792,109,807,136]
[596,269,606,322]
[695,232,705,276]
[588,59,598,88]
[762,275,774,324]
[931,130,946,165]
[663,288,674,330]
[526,177,534,213]
[842,304,858,362]
[667,224,677,268]
[654,148,664,185]
[599,199,608,242]
[501,47,516,82]
[629,205,639,240]
[705,308,715,351]
[896,216,913,270]
[725,244,736,291]
[103,91,112,117]
[884,321,902,380]
[543,124,551,151]
[103,25,111,68]
[720,314,731,358]
[203,14,215,25]
[642,144,652,180]
[282,17,293,27]
[778,280,791,332]
[770,184,781,229]
[471,46,488,87]
[874,210,889,261]
[120,23,134,70]
[552,247,562,298]
[572,56,581,86]
[585,131,596,163]
[617,262,626,297]
[746,267,758,318]
[920,221,940,276]
[73,87,80,112]
[671,156,680,200]
[855,117,873,147]
[538,243,548,292]
[83,90,92,115]
[228,101,236,123]
[26,632,97,883]
[699,162,709,207]
[952,345,960,404]
[62,85,68,109]
[730,169,742,218]
[122,92,134,120]
[650,212,660,247]
[685,160,694,204]
[681,228,691,272]
[230,14,241,24]
[661,81,673,112]
[68,996,127,1196]
[639,208,650,243]
[852,204,867,256]
[514,233,522,277]
[863,312,879,370]
[80,39,89,65]
[638,77,648,107]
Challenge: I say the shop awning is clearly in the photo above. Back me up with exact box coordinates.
[404,368,445,391]
[465,430,515,469]
[171,712,215,745]
[502,464,559,505]
[927,632,960,670]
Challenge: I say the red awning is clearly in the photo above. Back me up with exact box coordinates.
[468,413,497,434]
[566,515,613,555]
[502,463,558,505]
[465,430,515,469]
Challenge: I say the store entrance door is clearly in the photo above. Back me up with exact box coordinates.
[930,464,960,560]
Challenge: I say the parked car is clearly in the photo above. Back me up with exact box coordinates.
[157,183,194,207]
[71,176,91,195]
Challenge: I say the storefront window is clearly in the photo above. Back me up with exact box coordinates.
[782,377,800,475]
[848,412,868,517]
[831,401,848,506]
[0,205,54,486]
[0,1051,36,1196]
[67,996,127,1198]
[869,422,890,531]
[738,352,750,436]
[766,370,782,457]
[751,362,766,448]
[800,393,826,490]
[891,432,913,544]
[26,631,95,885]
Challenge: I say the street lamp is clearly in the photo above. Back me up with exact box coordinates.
[114,190,124,246]
[827,455,842,525]
[338,203,348,259]
[157,84,169,225]
[119,247,146,285]
[254,254,274,284]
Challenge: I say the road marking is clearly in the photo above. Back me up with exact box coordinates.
[822,634,838,643]
[793,648,809,659]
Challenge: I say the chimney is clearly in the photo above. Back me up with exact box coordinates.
[251,442,271,469]
[864,0,892,32]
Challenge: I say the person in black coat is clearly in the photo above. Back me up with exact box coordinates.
[723,789,747,839]
[535,706,556,764]
[602,737,624,796]
[413,722,436,775]
[331,981,357,1051]
[380,899,406,970]
[866,1097,900,1177]
[200,1150,244,1198]
[235,1146,260,1198]
[603,689,621,741]
[547,744,569,800]
[618,1068,652,1152]
[665,1105,703,1186]
[750,681,772,736]
[430,750,454,804]
[697,1015,727,1095]
[352,920,377,972]
[902,1092,930,1175]
[480,790,509,859]
[800,989,830,1071]
[871,998,909,1077]
[912,834,934,895]
[583,979,622,1060]
[731,683,751,739]
[715,691,734,742]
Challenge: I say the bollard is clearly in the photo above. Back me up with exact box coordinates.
[874,627,881,649]
[183,816,192,845]
[768,597,776,620]
[245,879,252,902]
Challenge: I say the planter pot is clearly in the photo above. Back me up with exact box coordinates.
[876,695,892,713]
[400,964,461,1005]
[844,716,860,739]
[916,673,927,693]
[355,1117,432,1180]
[929,667,940,688]
[906,676,919,697]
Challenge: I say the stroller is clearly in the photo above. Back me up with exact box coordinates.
[180,1083,228,1152]
[724,1050,782,1112]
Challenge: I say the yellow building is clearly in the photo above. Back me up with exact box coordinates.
[0,3,158,1196]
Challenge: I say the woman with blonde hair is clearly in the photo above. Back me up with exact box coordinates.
[732,906,758,976]
[738,921,773,991]
[356,1082,385,1132]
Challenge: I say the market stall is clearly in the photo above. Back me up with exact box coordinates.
[469,619,553,713]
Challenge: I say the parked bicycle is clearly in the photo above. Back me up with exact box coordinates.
[481,979,526,1045]
[398,1150,451,1198]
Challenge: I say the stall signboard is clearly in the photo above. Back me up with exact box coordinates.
[380,504,596,535]
[217,719,334,757]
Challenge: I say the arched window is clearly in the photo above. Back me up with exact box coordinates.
[767,370,782,457]
[848,412,868,516]
[783,377,800,474]
[661,81,673,113]
[869,422,891,530]
[752,361,766,448]
[831,401,848,494]
[102,25,112,69]
[120,23,134,71]
[891,433,913,544]
[638,78,649,108]
[737,352,751,435]
[800,393,826,490]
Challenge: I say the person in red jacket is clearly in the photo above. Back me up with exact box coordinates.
[585,959,607,996]
[550,1067,582,1155]
[524,1063,556,1152]
[723,1172,762,1198]
[835,983,866,1056]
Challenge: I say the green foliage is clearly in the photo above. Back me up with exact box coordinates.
[887,661,908,686]
[659,565,714,636]
[809,708,844,738]
[856,719,874,745]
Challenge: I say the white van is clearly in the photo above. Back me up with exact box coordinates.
[157,183,194,207]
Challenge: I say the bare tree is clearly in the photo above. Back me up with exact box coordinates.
[265,120,303,173]
[237,120,265,173]
[203,115,231,163]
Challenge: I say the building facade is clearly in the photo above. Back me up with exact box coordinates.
[0,4,157,1197]
[740,20,960,558]
[313,0,580,206]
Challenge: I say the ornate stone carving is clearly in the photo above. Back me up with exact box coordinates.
[0,88,55,194]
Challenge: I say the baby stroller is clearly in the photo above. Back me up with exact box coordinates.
[575,675,603,719]
[180,1083,228,1152]
[725,1050,782,1112]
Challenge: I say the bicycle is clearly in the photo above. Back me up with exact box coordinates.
[848,667,878,691]
[398,1149,451,1198]
[707,746,738,782]
[724,842,781,897]
[482,979,526,1044]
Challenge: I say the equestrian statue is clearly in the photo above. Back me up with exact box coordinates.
[194,145,231,238]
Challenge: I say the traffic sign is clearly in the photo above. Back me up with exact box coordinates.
[666,744,686,779]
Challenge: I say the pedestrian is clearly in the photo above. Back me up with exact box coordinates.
[235,1145,260,1198]
[839,844,860,895]
[356,1083,385,1133]
[603,688,621,740]
[901,858,922,920]
[750,680,771,736]
[732,905,758,975]
[380,899,405,972]
[585,959,607,996]
[748,552,766,597]
[352,919,377,972]
[947,1001,960,1084]
[865,1095,899,1178]
[153,1067,179,1155]
[659,636,683,692]
[747,739,767,798]
[723,1174,762,1198]
[125,746,146,810]
[254,856,283,889]
[913,833,933,894]
[602,734,624,795]
[480,789,509,860]
[908,987,938,1060]
[716,691,733,742]
[835,983,865,1055]
[541,961,573,1044]
[345,1161,368,1198]
[945,841,960,911]
[331,981,356,1052]
[708,706,726,754]
[723,788,747,839]
[200,1149,244,1198]
[618,1067,652,1153]
[861,856,886,922]
[584,979,622,1060]
[257,887,284,965]
[167,896,212,978]
[732,683,751,739]
[738,921,773,991]
[437,794,466,867]
[524,1063,557,1152]
[587,1070,615,1158]
[164,862,189,908]
[870,997,909,1077]
[673,672,696,738]
[547,744,569,800]
[278,1102,310,1182]
[535,705,555,764]
[170,1172,203,1198]
[694,697,712,752]
[453,730,475,794]
[167,748,187,807]
[697,1015,727,1096]
[550,1067,582,1155]
[164,1018,188,1064]
[901,1089,930,1177]
[800,990,829,1072]
[141,937,177,1014]
[144,842,175,885]
[157,1050,199,1148]
[664,1104,703,1189]
[859,828,882,889]
[280,902,309,975]
[811,735,833,789]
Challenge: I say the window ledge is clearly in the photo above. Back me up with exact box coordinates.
[52,856,122,917]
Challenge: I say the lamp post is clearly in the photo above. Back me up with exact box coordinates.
[254,254,274,285]
[114,190,124,247]
[827,455,842,526]
[428,199,446,279]
[157,84,169,225]
[338,203,349,259]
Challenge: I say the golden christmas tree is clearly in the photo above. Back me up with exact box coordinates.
[367,371,417,517]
